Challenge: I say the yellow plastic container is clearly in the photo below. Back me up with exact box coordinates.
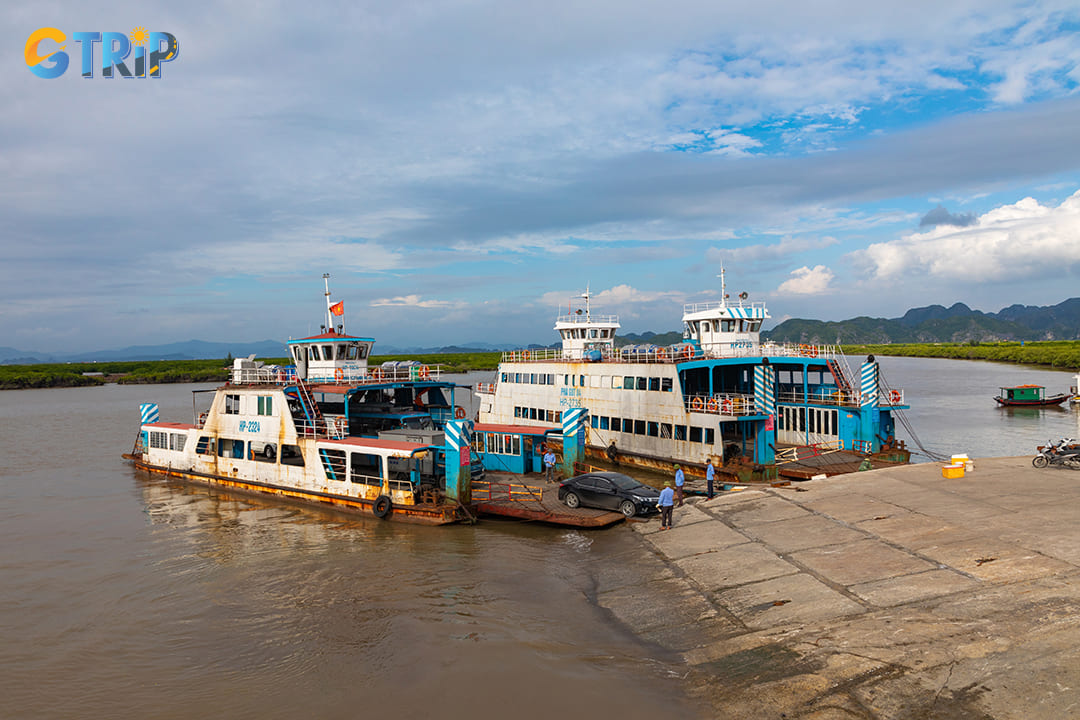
[941,463,965,479]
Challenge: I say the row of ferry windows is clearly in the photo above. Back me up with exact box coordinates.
[290,343,369,363]
[559,328,613,339]
[501,372,673,391]
[687,319,762,333]
[592,416,716,444]
[514,407,562,423]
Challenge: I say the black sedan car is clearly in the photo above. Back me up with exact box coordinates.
[558,471,660,517]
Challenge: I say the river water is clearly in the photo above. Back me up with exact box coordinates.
[1,359,1077,719]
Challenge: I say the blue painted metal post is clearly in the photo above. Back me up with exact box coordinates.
[561,408,587,478]
[444,419,473,504]
[753,364,776,464]
[859,360,880,452]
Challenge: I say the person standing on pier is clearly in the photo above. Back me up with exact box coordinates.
[706,458,715,499]
[674,464,685,506]
[658,482,674,529]
[543,447,557,482]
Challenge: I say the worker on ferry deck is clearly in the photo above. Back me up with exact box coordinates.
[674,464,685,506]
[543,447,557,482]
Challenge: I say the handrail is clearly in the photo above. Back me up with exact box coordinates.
[685,393,757,416]
[470,480,544,503]
[230,364,444,385]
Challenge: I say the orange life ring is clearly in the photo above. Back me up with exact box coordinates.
[454,406,467,419]
[523,351,531,361]
[334,368,344,382]
[706,397,718,413]
[691,397,704,411]
[889,390,902,403]
[656,347,667,360]
[370,367,382,380]
[721,399,733,414]
[420,365,430,380]
[807,345,818,358]
[682,344,694,360]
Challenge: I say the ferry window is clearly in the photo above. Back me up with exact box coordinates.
[346,344,359,360]
[647,422,659,437]
[257,396,273,416]
[336,344,347,360]
[554,411,561,423]
[473,434,486,452]
[623,418,634,433]
[705,428,715,444]
[195,436,214,455]
[530,408,538,420]
[610,417,621,431]
[319,448,347,481]
[546,410,555,422]
[514,407,522,418]
[169,433,186,452]
[580,375,585,387]
[634,420,646,435]
[224,394,240,415]
[502,373,509,383]
[702,321,711,332]
[748,321,761,332]
[564,374,569,386]
[218,438,245,458]
[547,374,555,384]
[675,425,687,441]
[798,407,806,431]
[322,345,334,360]
[292,347,302,362]
[358,345,368,359]
[515,373,522,383]
[623,376,634,390]
[599,417,609,430]
[350,453,383,485]
[721,320,735,332]
[662,378,673,392]
[590,375,601,388]
[591,416,599,429]
[649,377,660,391]
[636,377,647,391]
[149,431,167,449]
[308,346,318,362]
[689,427,702,443]
[611,376,621,389]
[808,410,817,433]
[530,373,537,384]
[660,423,672,439]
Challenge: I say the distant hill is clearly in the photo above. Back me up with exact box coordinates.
[765,298,1080,344]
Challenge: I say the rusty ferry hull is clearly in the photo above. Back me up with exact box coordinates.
[130,454,468,525]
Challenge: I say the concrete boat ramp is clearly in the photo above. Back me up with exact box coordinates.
[596,456,1080,719]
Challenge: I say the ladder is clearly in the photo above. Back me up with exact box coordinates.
[293,375,326,438]
[826,347,857,393]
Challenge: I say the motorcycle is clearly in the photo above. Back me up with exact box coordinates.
[1033,438,1080,469]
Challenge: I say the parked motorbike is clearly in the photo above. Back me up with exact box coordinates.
[1033,438,1080,469]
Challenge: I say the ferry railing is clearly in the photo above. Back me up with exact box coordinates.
[683,300,767,314]
[476,382,497,394]
[776,389,861,408]
[685,393,757,416]
[470,480,544,503]
[231,364,444,385]
[230,366,297,384]
[555,313,619,325]
[294,415,349,440]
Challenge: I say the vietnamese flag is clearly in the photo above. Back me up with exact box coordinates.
[330,301,344,316]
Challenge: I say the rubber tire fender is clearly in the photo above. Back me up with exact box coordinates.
[373,495,393,519]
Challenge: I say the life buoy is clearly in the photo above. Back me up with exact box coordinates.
[370,367,382,380]
[691,397,704,412]
[721,399,733,414]
[523,351,531,361]
[889,390,902,403]
[807,345,818,358]
[420,365,430,380]
[682,344,694,360]
[454,406,467,419]
[706,397,718,413]
[657,347,667,360]
[334,368,344,382]
[372,495,392,519]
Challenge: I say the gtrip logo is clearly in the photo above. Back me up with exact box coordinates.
[25,27,179,79]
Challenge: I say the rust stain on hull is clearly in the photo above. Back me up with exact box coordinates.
[134,458,465,526]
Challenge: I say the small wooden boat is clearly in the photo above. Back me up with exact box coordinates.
[994,384,1071,407]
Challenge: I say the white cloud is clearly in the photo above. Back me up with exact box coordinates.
[370,295,462,309]
[776,265,835,295]
[853,190,1080,282]
[708,235,839,264]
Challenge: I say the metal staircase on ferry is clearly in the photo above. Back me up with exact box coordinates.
[292,375,326,438]
[826,349,857,396]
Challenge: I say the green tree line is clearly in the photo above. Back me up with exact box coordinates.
[841,340,1080,371]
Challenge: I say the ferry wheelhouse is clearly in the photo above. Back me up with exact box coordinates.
[476,277,910,482]
[127,277,478,525]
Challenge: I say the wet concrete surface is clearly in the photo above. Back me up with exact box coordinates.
[597,457,1080,719]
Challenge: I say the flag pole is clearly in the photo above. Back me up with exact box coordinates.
[323,273,333,334]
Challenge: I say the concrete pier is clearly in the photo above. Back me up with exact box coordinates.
[598,457,1080,719]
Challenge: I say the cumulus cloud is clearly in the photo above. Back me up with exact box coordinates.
[919,205,976,227]
[776,265,835,295]
[854,190,1080,282]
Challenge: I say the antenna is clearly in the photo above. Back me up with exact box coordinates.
[581,283,591,321]
[718,264,727,307]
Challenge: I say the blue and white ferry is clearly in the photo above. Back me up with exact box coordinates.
[127,277,479,524]
[476,273,910,482]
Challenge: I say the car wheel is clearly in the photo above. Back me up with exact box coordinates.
[564,492,581,509]
[619,500,636,518]
[263,445,276,460]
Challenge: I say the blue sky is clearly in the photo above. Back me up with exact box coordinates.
[5,0,1080,353]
